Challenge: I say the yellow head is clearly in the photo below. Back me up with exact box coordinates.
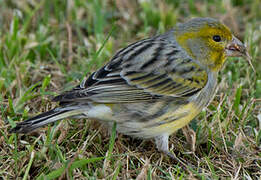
[175,18,248,71]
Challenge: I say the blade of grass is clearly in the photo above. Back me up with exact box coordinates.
[42,157,104,180]
[22,151,35,180]
[69,157,104,171]
[21,0,45,34]
[47,48,66,74]
[43,163,67,180]
[233,85,242,116]
[15,82,41,110]
[106,122,117,160]
[112,162,121,180]
[85,25,116,76]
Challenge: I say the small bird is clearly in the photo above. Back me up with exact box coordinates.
[10,18,250,158]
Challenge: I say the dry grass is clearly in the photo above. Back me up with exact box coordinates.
[0,0,260,179]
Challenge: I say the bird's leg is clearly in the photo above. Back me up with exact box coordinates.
[155,134,170,155]
[182,125,196,152]
[154,134,190,169]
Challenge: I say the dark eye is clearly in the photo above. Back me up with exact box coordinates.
[213,35,221,42]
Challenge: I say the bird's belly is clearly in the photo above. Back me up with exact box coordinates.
[104,101,201,139]
[144,102,200,136]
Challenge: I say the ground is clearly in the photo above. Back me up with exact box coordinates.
[0,0,260,179]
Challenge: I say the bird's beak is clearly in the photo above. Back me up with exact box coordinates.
[225,36,255,72]
[225,36,249,58]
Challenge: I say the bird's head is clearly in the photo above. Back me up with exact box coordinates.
[175,18,250,72]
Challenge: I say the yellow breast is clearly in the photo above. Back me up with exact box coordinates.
[148,102,199,135]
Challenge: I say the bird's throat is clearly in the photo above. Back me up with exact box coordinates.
[208,51,226,72]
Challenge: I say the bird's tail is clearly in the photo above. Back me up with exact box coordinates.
[9,107,85,134]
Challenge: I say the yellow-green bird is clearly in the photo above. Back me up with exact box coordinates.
[10,17,249,157]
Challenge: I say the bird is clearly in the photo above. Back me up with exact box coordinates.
[10,17,250,159]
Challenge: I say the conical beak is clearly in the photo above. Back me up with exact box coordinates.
[225,36,255,72]
[225,36,248,58]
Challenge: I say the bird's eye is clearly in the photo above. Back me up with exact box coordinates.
[212,35,221,42]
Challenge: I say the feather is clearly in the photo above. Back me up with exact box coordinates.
[53,37,207,104]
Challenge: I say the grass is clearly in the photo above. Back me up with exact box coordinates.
[0,0,260,179]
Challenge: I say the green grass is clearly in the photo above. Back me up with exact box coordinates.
[0,0,260,179]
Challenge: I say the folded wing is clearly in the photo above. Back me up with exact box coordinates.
[53,37,208,103]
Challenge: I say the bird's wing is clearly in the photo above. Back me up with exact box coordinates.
[53,37,208,103]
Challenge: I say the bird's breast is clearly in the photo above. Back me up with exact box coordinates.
[144,71,218,137]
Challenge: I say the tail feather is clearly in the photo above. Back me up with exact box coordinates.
[9,107,84,134]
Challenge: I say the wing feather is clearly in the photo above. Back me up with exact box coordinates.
[53,36,208,103]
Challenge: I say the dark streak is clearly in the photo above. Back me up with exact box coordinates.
[124,42,155,62]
